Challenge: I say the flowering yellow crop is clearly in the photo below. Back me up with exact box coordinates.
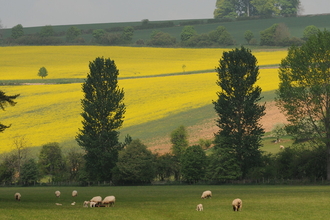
[0,46,287,153]
[0,46,287,80]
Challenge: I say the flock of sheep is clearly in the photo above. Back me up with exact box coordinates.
[14,189,242,212]
[15,190,116,208]
[197,190,242,212]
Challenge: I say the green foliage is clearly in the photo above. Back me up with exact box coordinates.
[76,57,125,181]
[260,23,278,45]
[113,139,155,184]
[271,123,287,143]
[11,24,24,39]
[213,46,265,178]
[121,26,134,43]
[0,90,19,133]
[181,145,207,183]
[214,0,236,19]
[37,67,48,79]
[154,153,176,181]
[39,25,54,37]
[147,31,176,46]
[170,125,189,158]
[20,159,39,185]
[180,26,197,42]
[65,148,84,182]
[92,29,106,42]
[38,142,65,179]
[251,0,280,17]
[278,0,301,17]
[244,30,254,44]
[206,148,242,181]
[275,29,330,179]
[302,25,319,40]
[66,26,82,43]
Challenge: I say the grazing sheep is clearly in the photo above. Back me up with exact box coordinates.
[55,203,62,206]
[196,204,203,211]
[90,196,102,206]
[232,198,242,211]
[83,201,90,208]
[14,192,21,201]
[55,190,61,197]
[90,201,97,207]
[72,190,78,197]
[102,196,116,207]
[201,190,212,199]
[71,202,76,206]
[280,145,285,149]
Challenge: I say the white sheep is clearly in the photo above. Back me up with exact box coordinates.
[102,196,116,207]
[201,190,212,199]
[280,145,285,149]
[90,196,102,206]
[71,202,76,205]
[55,190,61,197]
[89,201,97,207]
[196,203,203,211]
[232,198,242,211]
[55,203,62,206]
[14,192,21,201]
[72,190,78,197]
[83,201,90,208]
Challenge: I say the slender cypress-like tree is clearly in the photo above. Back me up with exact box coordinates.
[76,57,125,181]
[213,46,265,179]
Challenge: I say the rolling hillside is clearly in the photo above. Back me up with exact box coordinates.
[2,14,330,45]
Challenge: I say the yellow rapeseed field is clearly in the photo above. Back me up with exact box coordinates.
[0,46,286,79]
[0,46,285,153]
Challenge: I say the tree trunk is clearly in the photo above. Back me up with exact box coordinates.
[327,144,330,180]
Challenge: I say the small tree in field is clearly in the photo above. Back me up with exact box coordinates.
[213,46,265,179]
[38,67,48,79]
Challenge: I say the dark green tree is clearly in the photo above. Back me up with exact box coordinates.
[170,125,189,158]
[275,29,330,180]
[76,57,125,182]
[113,139,155,184]
[0,90,19,133]
[302,25,319,41]
[66,26,81,43]
[39,25,54,37]
[213,46,265,179]
[181,145,207,183]
[121,26,134,43]
[180,26,197,43]
[147,31,176,46]
[244,30,254,44]
[65,147,85,181]
[154,153,176,181]
[38,142,65,180]
[11,24,24,39]
[37,67,48,79]
[21,159,39,185]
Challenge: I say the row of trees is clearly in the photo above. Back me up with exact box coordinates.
[214,0,301,18]
[2,29,330,184]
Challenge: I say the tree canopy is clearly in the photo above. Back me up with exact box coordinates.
[76,57,125,182]
[213,46,265,179]
[275,29,330,180]
[37,67,48,79]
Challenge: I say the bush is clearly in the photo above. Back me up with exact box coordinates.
[147,31,176,46]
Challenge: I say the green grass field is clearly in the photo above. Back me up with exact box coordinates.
[1,185,329,219]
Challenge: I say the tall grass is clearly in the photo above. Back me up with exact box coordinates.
[0,185,329,220]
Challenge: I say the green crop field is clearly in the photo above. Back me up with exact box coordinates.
[1,185,330,220]
[2,14,330,45]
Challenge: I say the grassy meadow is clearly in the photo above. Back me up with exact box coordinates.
[1,185,330,220]
[1,46,286,154]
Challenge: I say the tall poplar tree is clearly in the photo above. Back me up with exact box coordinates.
[213,46,265,179]
[76,57,125,181]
